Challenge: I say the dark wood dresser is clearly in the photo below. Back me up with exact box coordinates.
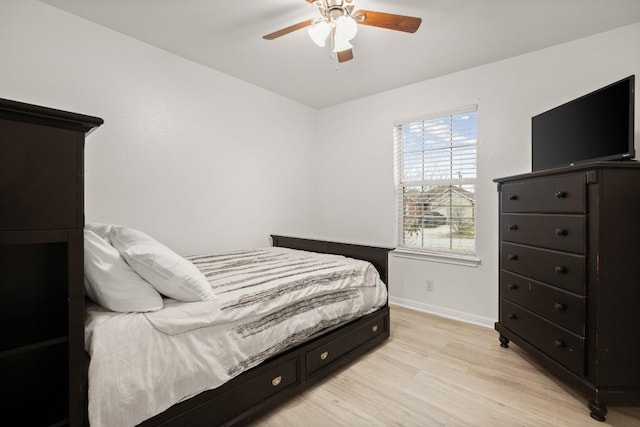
[0,98,102,425]
[494,162,640,421]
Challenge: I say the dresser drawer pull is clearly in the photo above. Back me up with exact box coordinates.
[271,376,282,387]
[508,194,518,200]
[508,254,518,261]
[507,283,518,290]
[555,228,568,236]
[554,302,566,312]
[320,351,329,361]
[555,191,567,199]
[554,339,565,348]
[507,313,517,320]
[372,325,378,333]
[508,224,518,231]
[554,265,566,274]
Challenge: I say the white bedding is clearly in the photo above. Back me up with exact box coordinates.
[85,247,388,427]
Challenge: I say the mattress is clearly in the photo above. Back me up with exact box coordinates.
[85,247,388,427]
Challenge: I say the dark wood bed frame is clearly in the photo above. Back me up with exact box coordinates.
[137,235,394,426]
[0,97,392,426]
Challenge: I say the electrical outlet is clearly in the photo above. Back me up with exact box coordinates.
[425,280,434,292]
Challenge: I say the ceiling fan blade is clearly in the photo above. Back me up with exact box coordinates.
[263,19,314,40]
[353,10,422,33]
[337,49,354,63]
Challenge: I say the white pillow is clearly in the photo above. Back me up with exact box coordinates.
[84,230,163,312]
[109,226,215,302]
[85,223,114,244]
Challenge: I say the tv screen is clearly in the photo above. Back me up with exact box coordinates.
[531,75,635,172]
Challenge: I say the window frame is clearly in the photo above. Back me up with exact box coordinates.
[393,105,481,267]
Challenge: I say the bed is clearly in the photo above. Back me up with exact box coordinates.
[85,233,393,426]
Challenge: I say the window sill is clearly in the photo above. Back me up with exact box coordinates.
[392,248,481,268]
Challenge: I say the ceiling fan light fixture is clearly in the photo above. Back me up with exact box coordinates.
[262,1,422,64]
[308,20,330,47]
[334,15,357,41]
[333,37,353,53]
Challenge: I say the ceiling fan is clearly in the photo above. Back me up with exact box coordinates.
[263,0,422,63]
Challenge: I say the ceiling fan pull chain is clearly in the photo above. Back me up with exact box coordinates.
[330,21,336,64]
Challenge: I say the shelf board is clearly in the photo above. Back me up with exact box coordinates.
[0,336,68,359]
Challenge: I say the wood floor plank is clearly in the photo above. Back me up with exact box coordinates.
[250,305,640,426]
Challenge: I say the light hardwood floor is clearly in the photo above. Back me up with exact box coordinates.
[251,305,640,426]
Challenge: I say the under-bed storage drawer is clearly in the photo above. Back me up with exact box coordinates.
[306,312,387,377]
[174,357,299,426]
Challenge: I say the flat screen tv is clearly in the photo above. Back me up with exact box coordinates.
[531,75,635,172]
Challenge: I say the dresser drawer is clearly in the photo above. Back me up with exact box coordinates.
[501,242,585,294]
[501,299,584,376]
[500,174,585,213]
[306,313,386,377]
[500,271,586,335]
[501,214,586,254]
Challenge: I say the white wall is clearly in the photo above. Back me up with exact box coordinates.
[0,0,318,255]
[313,23,640,326]
[2,1,639,326]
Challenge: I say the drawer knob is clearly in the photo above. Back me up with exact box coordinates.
[508,254,518,261]
[271,376,282,387]
[508,194,518,201]
[508,224,518,231]
[507,313,516,320]
[555,191,567,199]
[554,302,566,312]
[555,228,567,236]
[372,325,378,333]
[507,283,517,290]
[554,265,566,274]
[554,339,565,348]
[320,351,329,361]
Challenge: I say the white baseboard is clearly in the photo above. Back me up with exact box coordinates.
[389,296,496,329]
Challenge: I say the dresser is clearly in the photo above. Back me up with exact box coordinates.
[0,98,103,425]
[494,162,640,421]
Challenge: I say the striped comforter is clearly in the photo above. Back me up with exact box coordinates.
[85,247,387,427]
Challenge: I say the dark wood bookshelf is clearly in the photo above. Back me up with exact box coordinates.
[0,98,102,426]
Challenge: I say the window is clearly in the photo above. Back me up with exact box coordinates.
[394,105,477,256]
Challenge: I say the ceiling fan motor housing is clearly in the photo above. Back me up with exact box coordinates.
[316,0,354,21]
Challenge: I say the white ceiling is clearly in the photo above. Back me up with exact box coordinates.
[40,0,640,109]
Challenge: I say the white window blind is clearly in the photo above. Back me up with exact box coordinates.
[394,106,478,255]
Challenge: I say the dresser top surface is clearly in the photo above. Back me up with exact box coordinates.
[494,161,640,183]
